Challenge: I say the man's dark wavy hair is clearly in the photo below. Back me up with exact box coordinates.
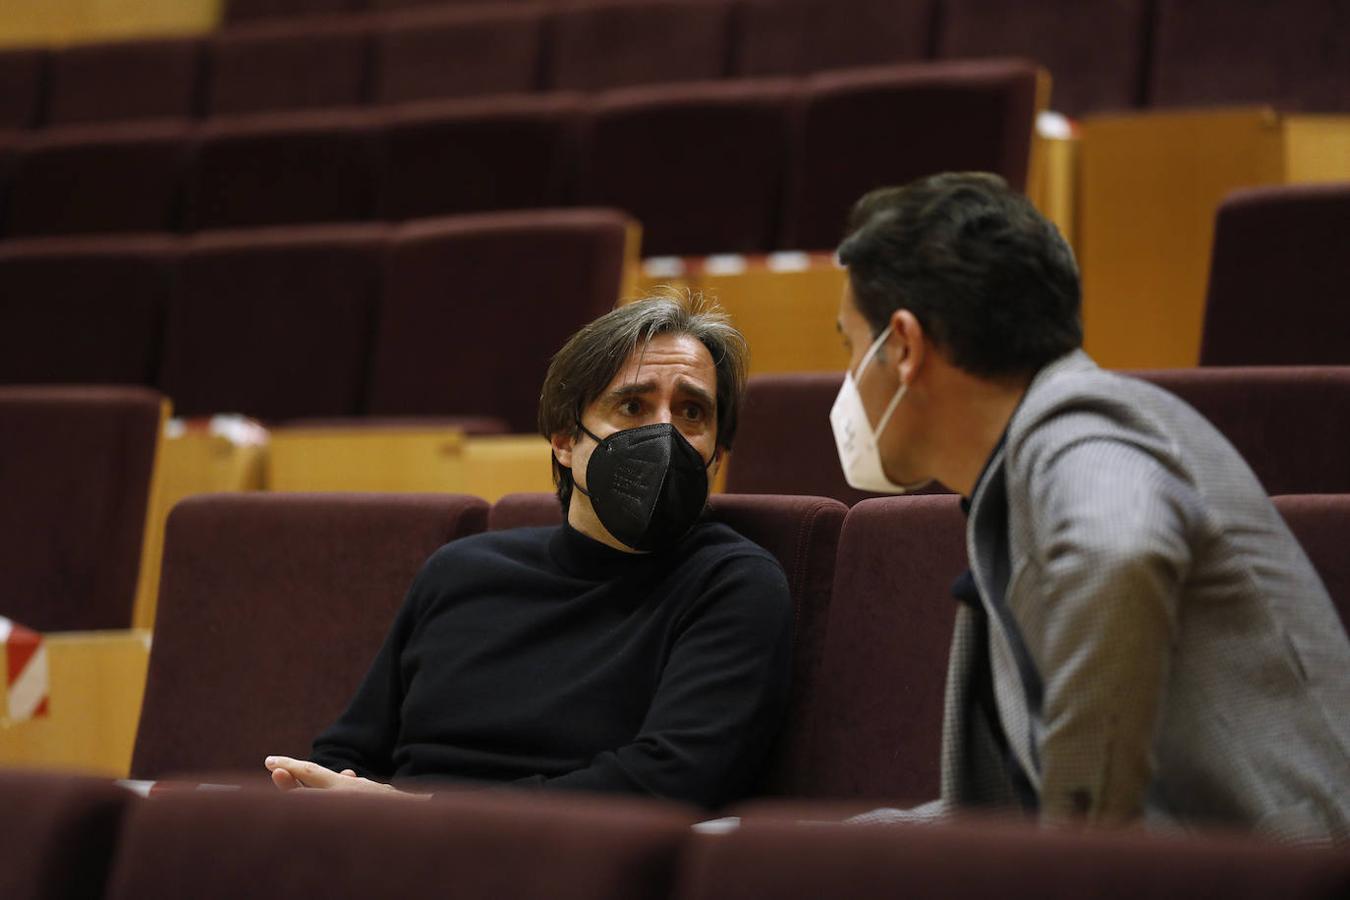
[837,172,1082,377]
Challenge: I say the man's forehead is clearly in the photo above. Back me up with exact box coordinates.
[608,335,716,389]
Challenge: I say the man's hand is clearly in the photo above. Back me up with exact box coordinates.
[263,756,428,799]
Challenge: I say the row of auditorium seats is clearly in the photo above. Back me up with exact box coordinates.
[0,210,629,425]
[0,60,1038,254]
[8,768,1349,900]
[2,0,1343,129]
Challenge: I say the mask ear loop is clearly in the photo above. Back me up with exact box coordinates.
[857,325,907,438]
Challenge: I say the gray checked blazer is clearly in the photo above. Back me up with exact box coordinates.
[943,350,1350,841]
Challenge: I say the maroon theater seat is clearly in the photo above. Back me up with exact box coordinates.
[576,80,793,256]
[1273,495,1350,627]
[207,18,371,116]
[1201,183,1350,366]
[1130,367,1350,495]
[188,110,377,229]
[488,491,564,530]
[0,47,47,130]
[223,0,367,24]
[734,0,936,77]
[1149,0,1350,112]
[367,209,627,429]
[46,37,204,126]
[545,0,734,91]
[782,495,965,801]
[106,789,695,900]
[5,122,192,237]
[372,5,543,105]
[377,93,579,220]
[0,771,134,900]
[935,0,1149,117]
[677,814,1350,900]
[0,386,163,631]
[784,59,1040,250]
[0,236,174,386]
[130,492,488,779]
[158,225,387,421]
[727,372,876,506]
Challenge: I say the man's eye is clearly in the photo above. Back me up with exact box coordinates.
[683,404,705,421]
[620,399,641,415]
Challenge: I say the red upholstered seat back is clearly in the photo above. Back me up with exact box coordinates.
[1201,184,1350,366]
[207,17,371,116]
[46,37,204,126]
[735,0,936,77]
[223,0,364,24]
[130,492,488,779]
[0,48,46,130]
[1273,494,1350,628]
[0,386,163,631]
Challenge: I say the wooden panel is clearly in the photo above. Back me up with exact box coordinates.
[1283,116,1350,183]
[0,0,220,47]
[0,630,152,777]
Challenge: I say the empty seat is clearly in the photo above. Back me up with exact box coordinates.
[678,813,1350,900]
[372,5,543,105]
[5,122,192,237]
[735,0,936,76]
[935,0,1149,116]
[787,495,965,801]
[377,93,579,221]
[0,235,174,386]
[487,491,848,794]
[1149,0,1350,112]
[187,110,378,230]
[158,225,387,421]
[576,80,793,256]
[545,0,734,91]
[783,59,1041,250]
[106,789,694,900]
[1273,494,1350,626]
[367,210,628,430]
[130,492,488,779]
[0,771,134,900]
[223,0,367,24]
[46,38,203,126]
[0,386,164,631]
[207,18,371,116]
[1200,183,1350,366]
[0,47,46,130]
[1131,367,1350,495]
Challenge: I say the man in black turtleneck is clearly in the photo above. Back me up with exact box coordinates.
[264,293,792,810]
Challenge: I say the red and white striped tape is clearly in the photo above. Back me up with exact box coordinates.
[0,616,49,724]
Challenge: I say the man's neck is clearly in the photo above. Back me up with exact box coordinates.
[934,371,1031,499]
[566,491,644,554]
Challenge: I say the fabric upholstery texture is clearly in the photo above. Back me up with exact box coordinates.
[677,813,1350,899]
[130,492,488,779]
[1131,367,1350,495]
[223,0,365,23]
[158,224,387,420]
[0,47,48,130]
[105,789,695,900]
[0,771,133,900]
[45,38,204,126]
[0,236,174,386]
[1201,183,1350,366]
[373,5,543,104]
[187,110,378,230]
[377,94,580,220]
[936,0,1148,116]
[1149,0,1350,111]
[366,209,627,429]
[207,17,371,116]
[783,59,1040,250]
[545,0,734,91]
[5,122,192,237]
[0,386,163,631]
[576,79,793,255]
[735,0,936,76]
[1274,494,1350,627]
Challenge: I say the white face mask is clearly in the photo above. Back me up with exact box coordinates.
[829,326,930,493]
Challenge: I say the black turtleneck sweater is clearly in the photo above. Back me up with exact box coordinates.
[311,519,792,809]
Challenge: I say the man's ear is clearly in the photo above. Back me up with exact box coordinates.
[890,309,926,386]
[551,430,576,468]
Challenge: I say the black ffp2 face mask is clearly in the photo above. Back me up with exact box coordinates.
[572,422,714,552]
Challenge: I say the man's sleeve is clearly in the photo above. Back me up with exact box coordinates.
[516,554,793,809]
[309,568,427,780]
[1024,432,1199,823]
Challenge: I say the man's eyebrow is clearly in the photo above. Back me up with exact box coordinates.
[673,379,716,410]
[606,381,657,400]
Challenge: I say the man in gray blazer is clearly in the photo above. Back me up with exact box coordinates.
[829,172,1349,841]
